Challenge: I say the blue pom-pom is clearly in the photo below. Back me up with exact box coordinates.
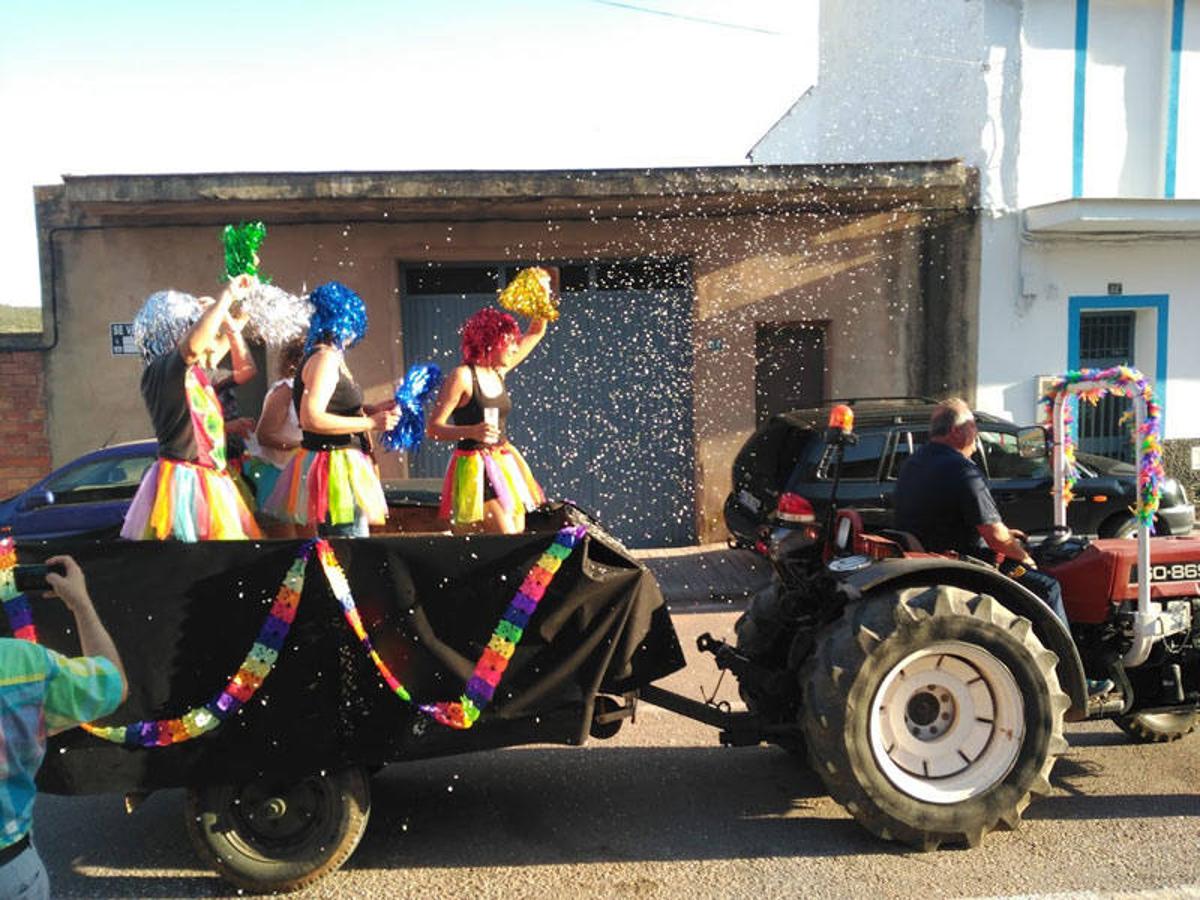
[305,282,368,353]
[382,363,443,453]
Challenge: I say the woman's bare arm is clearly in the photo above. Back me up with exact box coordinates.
[502,317,547,372]
[255,383,297,450]
[298,349,384,435]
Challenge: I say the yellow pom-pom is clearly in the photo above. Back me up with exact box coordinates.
[498,267,558,322]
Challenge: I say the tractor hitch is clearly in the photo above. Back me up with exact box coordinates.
[697,632,759,679]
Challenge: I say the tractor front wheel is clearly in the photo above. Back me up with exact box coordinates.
[800,585,1069,850]
[1115,709,1199,743]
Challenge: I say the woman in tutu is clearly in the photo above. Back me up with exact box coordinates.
[263,282,398,537]
[121,281,262,541]
[243,336,305,533]
[426,305,548,533]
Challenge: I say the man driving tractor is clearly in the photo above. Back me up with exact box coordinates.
[893,398,1113,696]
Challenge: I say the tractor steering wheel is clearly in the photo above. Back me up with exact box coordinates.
[1022,525,1073,548]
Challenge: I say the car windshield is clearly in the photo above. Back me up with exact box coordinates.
[976,428,1050,480]
[1074,451,1136,477]
[46,454,155,494]
[816,433,888,480]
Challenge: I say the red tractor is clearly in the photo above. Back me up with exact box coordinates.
[719,368,1199,850]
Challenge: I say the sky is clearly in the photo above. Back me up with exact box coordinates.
[0,0,819,307]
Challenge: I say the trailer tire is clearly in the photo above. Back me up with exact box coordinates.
[800,585,1069,851]
[185,766,370,894]
[1115,709,1199,743]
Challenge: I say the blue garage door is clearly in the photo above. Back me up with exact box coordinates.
[400,261,695,547]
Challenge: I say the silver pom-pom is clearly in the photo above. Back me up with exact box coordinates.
[133,290,203,362]
[238,283,313,347]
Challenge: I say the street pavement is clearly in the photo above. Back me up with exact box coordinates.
[32,602,1200,899]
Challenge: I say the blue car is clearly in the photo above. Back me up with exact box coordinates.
[0,440,158,540]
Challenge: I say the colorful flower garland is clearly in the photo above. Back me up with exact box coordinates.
[419,524,587,728]
[82,544,309,747]
[0,526,585,744]
[1038,365,1164,526]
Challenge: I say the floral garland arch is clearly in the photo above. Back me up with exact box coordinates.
[1037,365,1164,527]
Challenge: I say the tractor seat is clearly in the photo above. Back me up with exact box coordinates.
[878,529,926,553]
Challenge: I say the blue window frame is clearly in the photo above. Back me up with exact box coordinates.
[1067,294,1170,432]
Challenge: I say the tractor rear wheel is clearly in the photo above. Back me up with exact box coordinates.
[800,585,1069,850]
[1115,709,1199,743]
[734,576,807,758]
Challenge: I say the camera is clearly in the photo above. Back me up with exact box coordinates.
[13,562,66,593]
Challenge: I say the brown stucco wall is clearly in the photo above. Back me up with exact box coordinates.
[1164,439,1200,511]
[33,165,979,543]
[0,352,51,497]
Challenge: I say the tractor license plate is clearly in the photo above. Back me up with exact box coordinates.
[1130,562,1200,584]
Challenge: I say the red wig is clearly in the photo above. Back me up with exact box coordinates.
[461,307,520,364]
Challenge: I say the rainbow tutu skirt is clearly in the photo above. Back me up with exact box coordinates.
[242,452,299,512]
[439,443,544,526]
[121,458,263,542]
[262,447,387,527]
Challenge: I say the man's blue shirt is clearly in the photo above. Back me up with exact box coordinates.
[895,441,1001,559]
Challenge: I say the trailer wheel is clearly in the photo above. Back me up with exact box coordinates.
[800,585,1069,851]
[185,766,370,894]
[1115,709,1199,743]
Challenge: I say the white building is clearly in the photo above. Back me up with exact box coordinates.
[751,0,1200,478]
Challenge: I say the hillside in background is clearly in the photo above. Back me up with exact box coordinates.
[0,305,41,333]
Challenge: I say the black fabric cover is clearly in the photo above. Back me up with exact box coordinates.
[16,507,684,794]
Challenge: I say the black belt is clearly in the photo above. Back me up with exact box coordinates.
[0,834,30,867]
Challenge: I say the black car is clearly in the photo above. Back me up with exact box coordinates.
[724,399,1195,547]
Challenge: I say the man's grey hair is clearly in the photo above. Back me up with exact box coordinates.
[930,398,974,438]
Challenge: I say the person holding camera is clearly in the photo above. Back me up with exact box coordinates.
[0,556,127,898]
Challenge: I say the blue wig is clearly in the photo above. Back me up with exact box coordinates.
[305,281,368,353]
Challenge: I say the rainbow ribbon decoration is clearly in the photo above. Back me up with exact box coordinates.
[82,544,309,747]
[418,524,587,728]
[314,540,412,703]
[1039,365,1164,527]
[0,526,586,745]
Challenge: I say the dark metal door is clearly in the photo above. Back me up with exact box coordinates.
[400,265,695,547]
[755,322,827,424]
[1077,311,1135,461]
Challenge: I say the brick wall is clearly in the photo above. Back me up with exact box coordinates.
[0,352,51,496]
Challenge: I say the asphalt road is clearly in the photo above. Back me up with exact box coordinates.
[33,609,1200,899]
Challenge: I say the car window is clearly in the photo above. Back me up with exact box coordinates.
[817,433,888,481]
[886,429,929,480]
[734,418,816,495]
[976,429,1049,480]
[45,455,155,494]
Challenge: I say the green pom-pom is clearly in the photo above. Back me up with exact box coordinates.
[222,221,270,282]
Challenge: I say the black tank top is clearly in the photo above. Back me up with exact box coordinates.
[452,366,512,450]
[293,347,365,450]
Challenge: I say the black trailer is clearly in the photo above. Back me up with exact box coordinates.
[21,505,703,892]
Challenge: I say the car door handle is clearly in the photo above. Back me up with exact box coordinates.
[993,491,1018,503]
